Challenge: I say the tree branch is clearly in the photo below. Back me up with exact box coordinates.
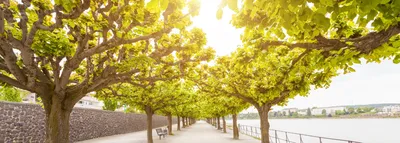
[260,23,400,54]
[0,74,29,91]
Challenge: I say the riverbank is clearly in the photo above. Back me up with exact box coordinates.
[234,114,400,120]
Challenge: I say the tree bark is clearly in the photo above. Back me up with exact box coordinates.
[186,117,189,126]
[177,116,181,131]
[232,114,239,139]
[213,118,217,127]
[145,106,154,143]
[182,117,186,128]
[217,116,221,130]
[167,114,172,135]
[44,94,73,143]
[222,116,227,133]
[257,105,271,143]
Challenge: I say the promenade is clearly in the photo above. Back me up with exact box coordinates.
[78,121,260,143]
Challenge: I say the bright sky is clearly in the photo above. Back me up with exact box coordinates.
[191,0,242,57]
[193,1,400,112]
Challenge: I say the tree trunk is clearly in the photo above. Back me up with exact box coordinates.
[177,116,181,131]
[145,106,154,143]
[182,117,186,128]
[217,116,221,130]
[232,114,239,139]
[186,117,189,126]
[213,118,217,127]
[167,114,172,135]
[222,116,227,133]
[257,105,271,143]
[44,94,73,143]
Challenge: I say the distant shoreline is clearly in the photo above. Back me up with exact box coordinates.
[230,116,400,120]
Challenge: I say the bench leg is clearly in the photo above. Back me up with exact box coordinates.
[159,135,161,140]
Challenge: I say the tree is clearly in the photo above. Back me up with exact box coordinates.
[0,0,202,142]
[220,2,400,141]
[307,108,312,117]
[101,99,119,111]
[356,108,364,114]
[292,111,298,118]
[0,86,22,102]
[195,45,338,143]
[199,93,250,138]
[195,70,251,139]
[362,107,374,113]
[222,0,400,65]
[273,112,278,117]
[322,109,327,116]
[99,81,182,143]
[335,110,344,116]
[348,107,355,114]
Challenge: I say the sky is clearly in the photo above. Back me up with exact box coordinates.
[192,0,400,112]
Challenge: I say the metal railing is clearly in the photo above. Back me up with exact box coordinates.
[238,124,361,143]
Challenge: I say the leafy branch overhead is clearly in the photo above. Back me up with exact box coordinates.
[221,0,400,63]
[0,0,205,142]
[0,0,202,105]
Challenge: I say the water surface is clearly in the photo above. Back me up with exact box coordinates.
[226,119,400,143]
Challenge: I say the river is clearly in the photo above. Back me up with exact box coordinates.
[225,119,400,143]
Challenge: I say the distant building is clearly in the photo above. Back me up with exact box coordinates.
[297,109,307,116]
[282,108,298,116]
[382,105,400,113]
[312,106,346,115]
[75,95,104,110]
[22,93,36,104]
[20,92,104,110]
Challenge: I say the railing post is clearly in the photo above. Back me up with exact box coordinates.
[250,126,253,136]
[300,134,303,143]
[238,124,240,133]
[286,132,289,143]
[238,124,359,143]
[255,127,258,138]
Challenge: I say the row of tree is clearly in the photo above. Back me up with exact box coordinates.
[200,0,400,142]
[1,0,400,143]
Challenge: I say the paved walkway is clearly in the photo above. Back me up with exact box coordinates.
[78,121,260,143]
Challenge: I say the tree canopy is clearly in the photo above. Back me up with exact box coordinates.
[1,0,399,143]
[0,0,208,142]
[0,85,23,102]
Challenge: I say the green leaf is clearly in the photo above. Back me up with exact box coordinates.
[380,0,390,4]
[394,55,400,64]
[372,18,383,29]
[160,0,169,11]
[348,67,356,72]
[367,10,377,21]
[216,8,223,20]
[227,0,238,12]
[392,40,400,48]
[245,0,253,9]
[320,0,334,7]
[146,0,160,13]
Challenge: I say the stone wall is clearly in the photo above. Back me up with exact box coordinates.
[0,101,176,143]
